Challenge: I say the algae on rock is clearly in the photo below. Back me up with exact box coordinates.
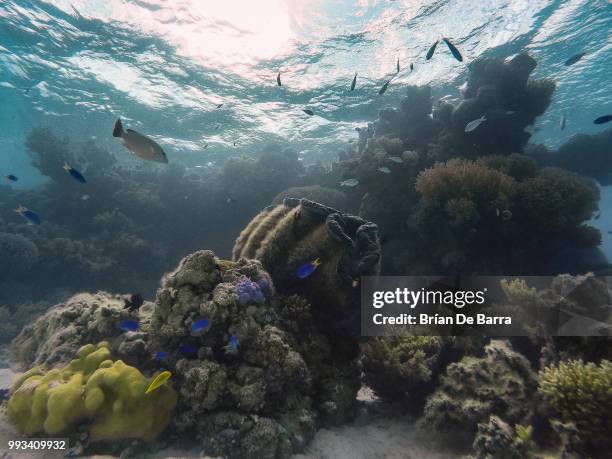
[420,340,536,447]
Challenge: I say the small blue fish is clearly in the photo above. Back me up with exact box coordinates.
[179,344,198,356]
[153,351,167,361]
[191,318,211,333]
[297,258,321,279]
[118,320,139,332]
[4,174,18,182]
[228,335,239,355]
[63,163,86,183]
[14,205,41,225]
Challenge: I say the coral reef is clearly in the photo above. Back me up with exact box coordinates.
[471,416,526,459]
[420,340,536,447]
[9,292,147,370]
[529,128,612,185]
[7,250,360,457]
[333,53,601,278]
[0,232,39,279]
[146,250,360,458]
[360,336,466,408]
[538,359,612,451]
[232,198,380,346]
[0,301,48,345]
[0,128,313,307]
[7,342,177,441]
[411,159,599,273]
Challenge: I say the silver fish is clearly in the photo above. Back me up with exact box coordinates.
[465,115,486,133]
[378,167,391,173]
[113,119,168,163]
[340,178,359,187]
[388,156,403,163]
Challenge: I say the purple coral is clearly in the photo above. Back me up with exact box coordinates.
[235,276,265,305]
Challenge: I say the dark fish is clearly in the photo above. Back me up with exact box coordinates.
[608,230,612,235]
[233,141,237,146]
[123,293,144,312]
[14,205,41,225]
[277,72,281,87]
[564,52,586,66]
[410,63,414,71]
[297,258,321,279]
[118,320,139,332]
[350,73,357,91]
[113,118,168,164]
[216,103,223,109]
[560,112,566,131]
[378,79,390,95]
[191,318,211,333]
[426,40,439,60]
[4,174,18,182]
[442,38,463,62]
[594,213,601,220]
[179,344,198,356]
[204,143,209,149]
[303,109,314,116]
[63,163,86,183]
[153,351,167,361]
[594,115,612,125]
[216,124,221,130]
[396,57,400,73]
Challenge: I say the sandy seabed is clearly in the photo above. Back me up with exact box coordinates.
[0,369,454,459]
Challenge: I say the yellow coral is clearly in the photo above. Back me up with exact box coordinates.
[7,342,177,441]
[538,359,611,445]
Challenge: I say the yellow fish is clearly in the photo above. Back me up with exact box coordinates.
[145,370,172,394]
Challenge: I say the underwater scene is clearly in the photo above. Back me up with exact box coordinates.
[0,0,611,458]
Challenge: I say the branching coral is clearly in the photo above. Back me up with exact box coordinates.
[361,336,460,408]
[538,359,612,449]
[411,158,600,274]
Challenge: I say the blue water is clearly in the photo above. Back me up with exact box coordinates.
[1,0,611,249]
